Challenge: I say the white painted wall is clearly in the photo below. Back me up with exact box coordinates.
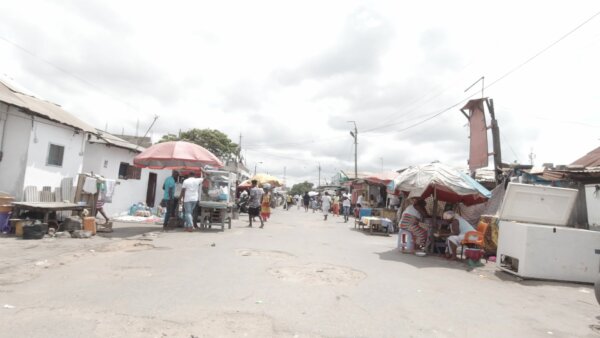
[82,142,170,216]
[0,105,32,199]
[585,184,600,227]
[22,117,85,194]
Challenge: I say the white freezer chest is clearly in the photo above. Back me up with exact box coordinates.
[496,183,600,283]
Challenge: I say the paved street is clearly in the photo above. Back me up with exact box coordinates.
[0,208,598,337]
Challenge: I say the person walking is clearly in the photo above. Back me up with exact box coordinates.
[332,193,340,217]
[180,172,203,232]
[162,170,179,229]
[260,187,272,221]
[321,192,332,221]
[342,195,351,223]
[303,192,310,212]
[248,180,264,228]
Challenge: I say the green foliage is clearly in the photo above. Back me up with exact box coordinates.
[159,129,238,160]
[289,181,314,196]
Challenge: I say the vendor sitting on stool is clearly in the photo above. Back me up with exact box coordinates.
[398,198,431,250]
[443,211,475,260]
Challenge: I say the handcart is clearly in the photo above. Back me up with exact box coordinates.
[197,169,236,231]
[198,201,233,230]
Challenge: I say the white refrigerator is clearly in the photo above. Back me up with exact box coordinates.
[496,183,600,284]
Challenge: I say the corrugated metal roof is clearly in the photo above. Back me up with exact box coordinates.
[0,80,96,133]
[89,129,145,153]
[571,146,600,167]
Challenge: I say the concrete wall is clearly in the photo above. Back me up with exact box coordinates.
[82,142,170,217]
[22,116,85,194]
[0,105,32,199]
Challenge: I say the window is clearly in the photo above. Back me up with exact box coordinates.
[118,162,141,180]
[47,144,64,167]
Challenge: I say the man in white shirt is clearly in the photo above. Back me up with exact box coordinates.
[180,172,204,232]
[321,192,332,221]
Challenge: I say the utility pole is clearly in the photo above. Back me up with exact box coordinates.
[348,121,358,179]
[317,163,321,188]
[528,148,536,165]
[485,99,503,182]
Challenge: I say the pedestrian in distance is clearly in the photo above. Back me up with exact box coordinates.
[248,180,264,228]
[332,193,340,217]
[321,192,332,221]
[261,187,272,221]
[342,195,351,223]
[303,192,310,212]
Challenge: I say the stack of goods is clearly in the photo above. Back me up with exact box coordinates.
[479,214,500,255]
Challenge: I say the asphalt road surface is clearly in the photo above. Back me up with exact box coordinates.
[0,207,598,337]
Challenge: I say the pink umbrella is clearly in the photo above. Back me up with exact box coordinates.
[133,141,223,170]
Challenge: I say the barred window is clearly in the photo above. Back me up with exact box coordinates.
[47,144,64,167]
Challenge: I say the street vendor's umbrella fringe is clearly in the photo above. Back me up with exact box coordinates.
[393,162,491,205]
[133,141,223,170]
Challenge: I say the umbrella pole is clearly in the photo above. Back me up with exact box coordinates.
[429,187,438,253]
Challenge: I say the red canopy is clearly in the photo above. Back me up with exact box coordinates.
[133,141,223,170]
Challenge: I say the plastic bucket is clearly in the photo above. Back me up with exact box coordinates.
[0,212,11,233]
[83,217,96,235]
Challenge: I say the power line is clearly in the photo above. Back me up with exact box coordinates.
[0,35,142,113]
[485,9,600,91]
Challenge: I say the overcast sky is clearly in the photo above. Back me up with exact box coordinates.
[1,1,599,186]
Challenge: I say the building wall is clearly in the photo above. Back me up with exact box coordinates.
[82,142,170,216]
[0,105,33,199]
[22,116,85,193]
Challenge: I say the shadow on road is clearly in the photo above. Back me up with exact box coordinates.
[376,249,471,271]
[349,228,391,237]
[98,224,162,239]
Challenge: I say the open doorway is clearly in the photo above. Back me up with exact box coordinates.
[146,172,157,207]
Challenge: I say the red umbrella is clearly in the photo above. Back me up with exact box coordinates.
[133,141,223,170]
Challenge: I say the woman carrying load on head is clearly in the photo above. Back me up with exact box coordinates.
[260,185,272,221]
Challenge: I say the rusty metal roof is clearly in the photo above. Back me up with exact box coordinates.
[571,146,600,167]
[88,129,145,153]
[0,80,96,133]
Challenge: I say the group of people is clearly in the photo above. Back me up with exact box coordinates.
[161,170,205,232]
[398,197,475,259]
[245,179,274,228]
[297,191,352,222]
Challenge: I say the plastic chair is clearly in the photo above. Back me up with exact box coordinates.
[460,222,488,261]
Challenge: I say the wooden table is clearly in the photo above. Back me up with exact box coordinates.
[11,202,85,224]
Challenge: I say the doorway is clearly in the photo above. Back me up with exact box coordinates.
[146,172,157,207]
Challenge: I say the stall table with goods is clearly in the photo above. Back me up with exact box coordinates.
[198,170,236,230]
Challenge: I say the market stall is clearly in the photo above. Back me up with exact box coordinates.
[392,162,491,253]
[351,171,400,234]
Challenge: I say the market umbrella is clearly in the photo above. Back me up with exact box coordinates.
[392,162,491,206]
[133,141,223,170]
[250,173,283,187]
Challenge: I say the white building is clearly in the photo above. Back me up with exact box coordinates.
[0,80,93,201]
[83,131,170,217]
[0,80,169,216]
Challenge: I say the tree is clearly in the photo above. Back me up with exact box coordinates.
[290,181,314,196]
[159,128,238,161]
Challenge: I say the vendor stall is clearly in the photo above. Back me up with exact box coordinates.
[198,170,236,230]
